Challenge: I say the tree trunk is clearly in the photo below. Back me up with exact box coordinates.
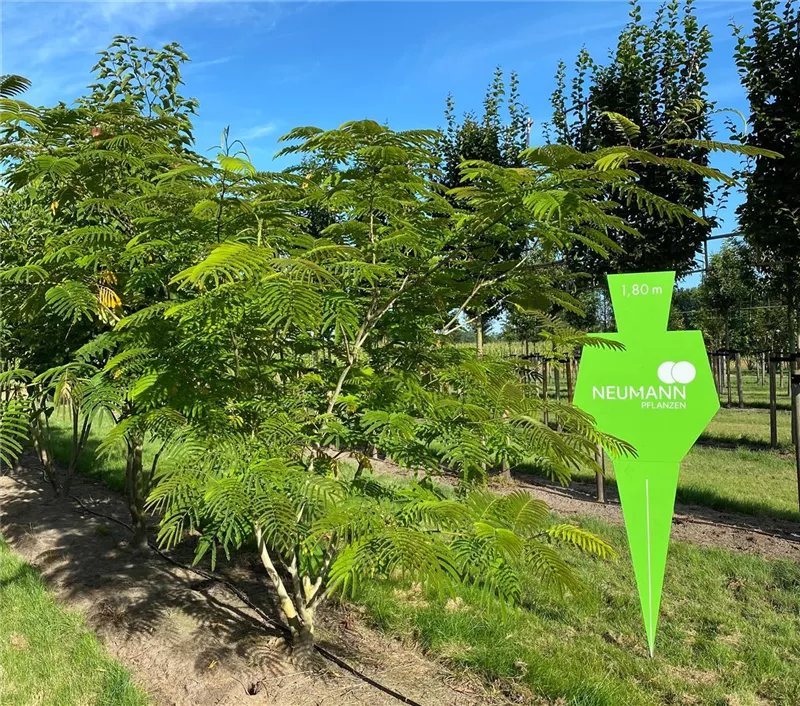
[566,355,574,404]
[61,406,83,498]
[726,353,732,408]
[289,620,316,665]
[126,434,148,551]
[30,413,59,495]
[554,367,562,431]
[791,300,798,446]
[554,367,561,401]
[254,526,319,665]
[595,445,606,504]
[476,313,484,358]
[542,359,549,427]
[500,458,511,483]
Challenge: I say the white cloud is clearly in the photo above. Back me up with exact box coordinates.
[186,55,234,72]
[1,1,281,105]
[239,122,278,140]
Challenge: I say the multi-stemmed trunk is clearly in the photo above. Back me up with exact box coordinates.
[254,526,328,665]
[61,404,93,498]
[126,434,148,551]
[30,411,59,495]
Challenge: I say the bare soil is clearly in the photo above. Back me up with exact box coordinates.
[361,454,800,563]
[0,456,513,706]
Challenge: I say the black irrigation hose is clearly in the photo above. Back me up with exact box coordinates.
[69,495,425,706]
[313,646,424,706]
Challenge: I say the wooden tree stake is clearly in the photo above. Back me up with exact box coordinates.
[769,353,778,449]
[735,352,744,408]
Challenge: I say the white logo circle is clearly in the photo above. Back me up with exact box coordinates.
[671,361,696,384]
[657,361,676,384]
[657,361,696,384]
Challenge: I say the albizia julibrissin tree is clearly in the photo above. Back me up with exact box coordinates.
[133,119,762,654]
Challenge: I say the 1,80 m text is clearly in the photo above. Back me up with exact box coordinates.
[621,283,663,297]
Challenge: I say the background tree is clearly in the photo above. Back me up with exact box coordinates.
[438,68,531,353]
[549,0,717,279]
[0,39,206,538]
[697,240,760,351]
[734,0,800,358]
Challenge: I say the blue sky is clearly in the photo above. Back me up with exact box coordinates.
[3,0,756,285]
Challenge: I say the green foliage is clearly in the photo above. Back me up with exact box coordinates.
[549,0,718,278]
[150,440,614,606]
[356,517,800,706]
[676,242,788,353]
[1,36,751,650]
[437,69,531,338]
[733,0,800,346]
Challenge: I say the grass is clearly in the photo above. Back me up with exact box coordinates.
[560,446,800,523]
[522,405,800,523]
[0,539,149,706]
[701,406,793,449]
[48,409,163,493]
[355,516,800,706]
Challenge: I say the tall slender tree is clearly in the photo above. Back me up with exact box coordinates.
[734,0,800,356]
[549,0,718,279]
[438,68,531,352]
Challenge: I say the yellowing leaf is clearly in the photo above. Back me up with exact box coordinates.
[97,285,122,310]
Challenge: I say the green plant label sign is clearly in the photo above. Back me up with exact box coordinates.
[573,271,719,656]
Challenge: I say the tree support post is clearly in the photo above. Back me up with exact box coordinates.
[542,359,549,427]
[735,352,744,408]
[769,354,778,449]
[554,366,562,431]
[566,355,574,404]
[792,369,800,513]
[595,445,606,504]
[710,353,719,396]
[726,352,732,408]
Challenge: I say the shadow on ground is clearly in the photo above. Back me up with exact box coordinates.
[1,456,292,704]
[2,453,500,706]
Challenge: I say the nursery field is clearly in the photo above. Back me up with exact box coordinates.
[6,404,788,706]
[1,424,797,706]
[4,353,799,706]
[4,1,800,704]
